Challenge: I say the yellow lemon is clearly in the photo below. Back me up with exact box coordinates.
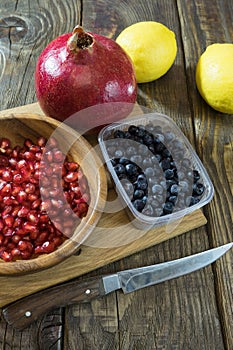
[196,43,233,114]
[116,21,177,83]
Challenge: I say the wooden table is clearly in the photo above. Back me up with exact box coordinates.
[0,0,232,349]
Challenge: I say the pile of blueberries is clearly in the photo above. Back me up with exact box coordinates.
[105,123,205,218]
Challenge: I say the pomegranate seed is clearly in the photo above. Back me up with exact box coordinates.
[22,222,37,232]
[31,198,41,209]
[0,250,12,262]
[0,138,11,149]
[17,190,27,203]
[20,250,32,259]
[11,234,21,244]
[11,248,21,257]
[47,137,58,148]
[53,149,64,162]
[35,231,48,245]
[24,183,36,194]
[0,219,4,231]
[42,241,56,253]
[39,214,49,224]
[0,136,89,262]
[1,170,12,181]
[65,162,79,171]
[13,173,23,183]
[3,227,14,237]
[45,150,53,162]
[35,152,42,161]
[4,215,14,228]
[29,230,39,240]
[24,139,33,148]
[2,206,13,216]
[20,167,31,180]
[27,193,38,202]
[18,205,30,217]
[37,136,47,147]
[27,211,39,224]
[0,233,4,244]
[52,237,63,247]
[1,183,12,195]
[18,240,34,253]
[0,155,9,166]
[29,145,40,153]
[15,227,26,236]
[64,172,79,182]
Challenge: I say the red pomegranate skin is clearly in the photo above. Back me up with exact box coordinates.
[35,28,137,130]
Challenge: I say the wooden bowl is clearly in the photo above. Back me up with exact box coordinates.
[0,113,107,275]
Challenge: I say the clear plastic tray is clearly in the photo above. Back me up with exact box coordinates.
[98,112,214,230]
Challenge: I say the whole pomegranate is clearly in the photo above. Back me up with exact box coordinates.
[35,26,137,132]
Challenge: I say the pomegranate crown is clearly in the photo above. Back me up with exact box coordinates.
[67,25,94,53]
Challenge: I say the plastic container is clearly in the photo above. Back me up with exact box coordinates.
[98,112,214,230]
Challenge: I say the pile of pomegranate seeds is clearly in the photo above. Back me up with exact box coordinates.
[0,136,90,262]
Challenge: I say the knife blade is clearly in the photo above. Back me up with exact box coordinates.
[2,242,232,330]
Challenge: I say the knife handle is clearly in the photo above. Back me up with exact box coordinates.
[2,276,105,330]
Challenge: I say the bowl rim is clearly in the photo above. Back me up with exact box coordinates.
[0,113,107,275]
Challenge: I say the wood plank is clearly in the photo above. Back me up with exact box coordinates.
[177,0,233,348]
[0,1,82,348]
[63,0,226,349]
[0,0,230,349]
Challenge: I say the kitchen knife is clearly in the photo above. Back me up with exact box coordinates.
[2,242,232,330]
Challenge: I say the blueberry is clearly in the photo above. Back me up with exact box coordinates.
[161,158,171,170]
[186,196,200,206]
[193,169,200,182]
[164,168,174,179]
[168,195,177,204]
[119,157,130,165]
[125,163,138,176]
[114,163,125,175]
[114,130,125,138]
[136,176,148,191]
[193,182,205,196]
[162,148,171,158]
[154,142,165,154]
[133,189,145,199]
[170,184,179,196]
[135,127,146,138]
[132,199,145,212]
[128,125,138,135]
[143,134,154,146]
[110,123,206,217]
[163,202,174,214]
[154,133,165,143]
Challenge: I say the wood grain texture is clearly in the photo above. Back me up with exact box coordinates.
[0,0,232,349]
[177,1,233,348]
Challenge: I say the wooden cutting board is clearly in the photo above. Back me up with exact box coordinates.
[0,103,207,307]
